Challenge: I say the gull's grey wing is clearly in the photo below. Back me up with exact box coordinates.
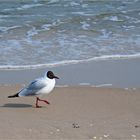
[19,78,47,96]
[27,78,47,90]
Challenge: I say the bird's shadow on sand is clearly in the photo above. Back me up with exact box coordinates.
[1,103,32,108]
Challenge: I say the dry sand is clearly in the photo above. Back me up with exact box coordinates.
[0,85,140,139]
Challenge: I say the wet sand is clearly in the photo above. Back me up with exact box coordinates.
[0,85,140,139]
[0,58,140,88]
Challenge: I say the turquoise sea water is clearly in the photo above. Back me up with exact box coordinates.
[0,0,140,69]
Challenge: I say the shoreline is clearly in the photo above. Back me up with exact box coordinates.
[0,58,140,88]
[1,54,140,70]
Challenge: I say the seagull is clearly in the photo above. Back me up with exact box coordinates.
[8,71,59,108]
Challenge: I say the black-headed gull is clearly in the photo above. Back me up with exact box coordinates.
[8,71,59,108]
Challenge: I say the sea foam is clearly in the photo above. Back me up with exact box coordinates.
[0,54,140,70]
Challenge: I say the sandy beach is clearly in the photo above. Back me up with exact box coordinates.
[0,85,140,139]
[0,0,140,139]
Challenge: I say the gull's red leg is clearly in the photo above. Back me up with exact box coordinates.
[35,97,50,108]
[38,97,50,105]
[35,97,41,108]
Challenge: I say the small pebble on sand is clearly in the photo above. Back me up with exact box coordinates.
[103,134,109,138]
[72,123,80,128]
[50,131,54,134]
[89,123,94,127]
[56,129,60,132]
[131,134,136,137]
[28,128,32,132]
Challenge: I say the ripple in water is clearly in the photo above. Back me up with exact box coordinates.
[0,0,140,69]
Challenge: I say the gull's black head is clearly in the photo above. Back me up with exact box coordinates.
[47,71,59,79]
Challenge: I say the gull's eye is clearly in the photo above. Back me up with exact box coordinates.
[47,71,54,79]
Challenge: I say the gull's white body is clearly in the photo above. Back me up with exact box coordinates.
[19,75,56,97]
[36,78,55,95]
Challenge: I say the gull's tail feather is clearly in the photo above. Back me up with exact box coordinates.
[8,93,19,98]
